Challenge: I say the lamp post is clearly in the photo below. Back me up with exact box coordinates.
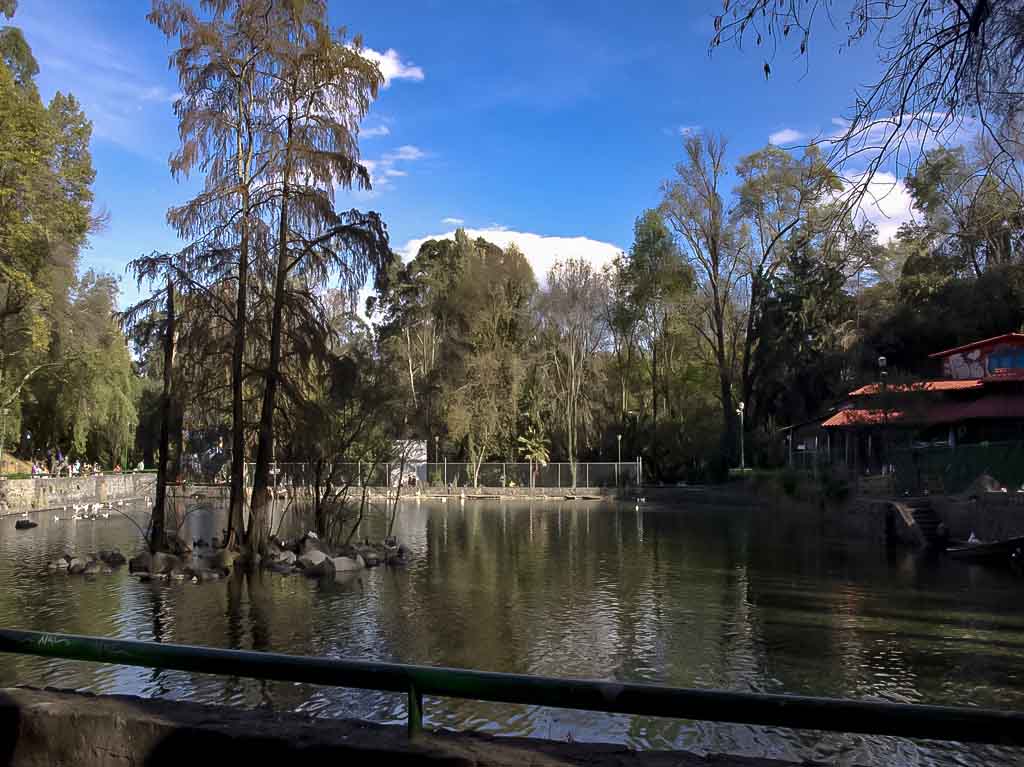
[736,401,745,472]
[616,433,622,487]
[878,356,888,474]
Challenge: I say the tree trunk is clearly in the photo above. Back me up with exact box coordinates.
[226,77,253,552]
[149,279,175,554]
[248,111,293,558]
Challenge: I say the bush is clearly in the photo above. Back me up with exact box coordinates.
[780,469,800,497]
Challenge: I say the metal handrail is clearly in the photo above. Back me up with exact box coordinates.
[0,628,1021,746]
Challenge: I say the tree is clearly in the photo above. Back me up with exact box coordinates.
[149,0,276,551]
[540,258,608,486]
[733,145,840,417]
[712,0,1024,208]
[661,133,743,465]
[246,0,389,556]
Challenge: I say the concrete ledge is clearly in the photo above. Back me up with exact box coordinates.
[0,473,156,515]
[0,686,819,767]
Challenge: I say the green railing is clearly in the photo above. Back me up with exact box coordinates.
[0,629,1022,746]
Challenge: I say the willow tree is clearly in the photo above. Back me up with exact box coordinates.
[149,0,275,549]
[246,1,389,555]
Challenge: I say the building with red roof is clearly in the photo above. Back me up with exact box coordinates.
[787,333,1024,482]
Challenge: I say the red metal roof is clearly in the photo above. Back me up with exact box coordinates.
[848,379,983,396]
[929,333,1024,359]
[822,409,905,427]
[824,395,1024,427]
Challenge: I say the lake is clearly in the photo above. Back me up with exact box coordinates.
[0,494,1022,766]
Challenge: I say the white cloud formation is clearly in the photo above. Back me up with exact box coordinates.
[849,171,918,244]
[362,125,390,138]
[363,47,425,87]
[356,145,428,192]
[401,227,623,285]
[769,128,805,145]
[441,217,464,226]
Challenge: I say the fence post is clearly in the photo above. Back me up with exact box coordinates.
[558,463,561,488]
[358,460,362,487]
[443,457,447,487]
[407,680,423,737]
[586,463,589,487]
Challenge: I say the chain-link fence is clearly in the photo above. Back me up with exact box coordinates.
[890,441,1024,495]
[214,460,641,489]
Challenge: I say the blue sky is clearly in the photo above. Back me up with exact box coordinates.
[14,1,903,306]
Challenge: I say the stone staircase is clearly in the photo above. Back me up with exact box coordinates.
[890,498,944,548]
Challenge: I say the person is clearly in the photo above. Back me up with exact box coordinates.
[113,463,122,474]
[72,459,81,476]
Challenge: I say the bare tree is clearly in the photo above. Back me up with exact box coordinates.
[712,0,1024,212]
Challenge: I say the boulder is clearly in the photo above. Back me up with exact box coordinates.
[129,551,152,574]
[164,533,192,557]
[266,562,295,575]
[299,535,324,557]
[82,560,103,576]
[213,548,240,571]
[98,550,126,567]
[331,555,364,572]
[47,558,69,571]
[276,550,296,566]
[297,549,334,577]
[150,552,181,575]
[67,558,88,575]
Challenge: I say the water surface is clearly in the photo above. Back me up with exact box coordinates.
[0,495,1021,765]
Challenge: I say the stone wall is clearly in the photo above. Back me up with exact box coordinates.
[0,687,808,767]
[932,492,1024,541]
[0,473,156,515]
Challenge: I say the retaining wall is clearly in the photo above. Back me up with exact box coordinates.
[0,686,807,767]
[0,473,156,515]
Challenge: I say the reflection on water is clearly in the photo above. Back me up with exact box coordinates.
[0,496,1022,765]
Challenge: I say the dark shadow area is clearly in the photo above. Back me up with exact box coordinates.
[0,691,21,766]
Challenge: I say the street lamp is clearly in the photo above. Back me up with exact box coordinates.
[736,401,746,472]
[878,356,888,475]
[616,433,622,487]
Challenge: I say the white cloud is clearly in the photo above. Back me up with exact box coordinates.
[363,47,425,87]
[401,227,623,285]
[385,145,425,162]
[362,125,390,138]
[441,217,464,226]
[359,145,428,191]
[769,128,805,145]
[849,171,917,244]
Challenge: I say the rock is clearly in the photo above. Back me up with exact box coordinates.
[276,550,296,566]
[47,559,69,571]
[15,519,38,530]
[164,533,192,557]
[67,558,88,575]
[213,548,239,571]
[82,560,103,576]
[361,552,381,567]
[299,536,324,557]
[297,549,334,577]
[298,549,327,568]
[151,552,181,575]
[129,551,152,574]
[331,555,364,572]
[267,562,294,575]
[98,550,126,567]
[397,544,412,559]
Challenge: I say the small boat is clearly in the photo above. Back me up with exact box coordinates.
[14,519,38,530]
[946,536,1024,565]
